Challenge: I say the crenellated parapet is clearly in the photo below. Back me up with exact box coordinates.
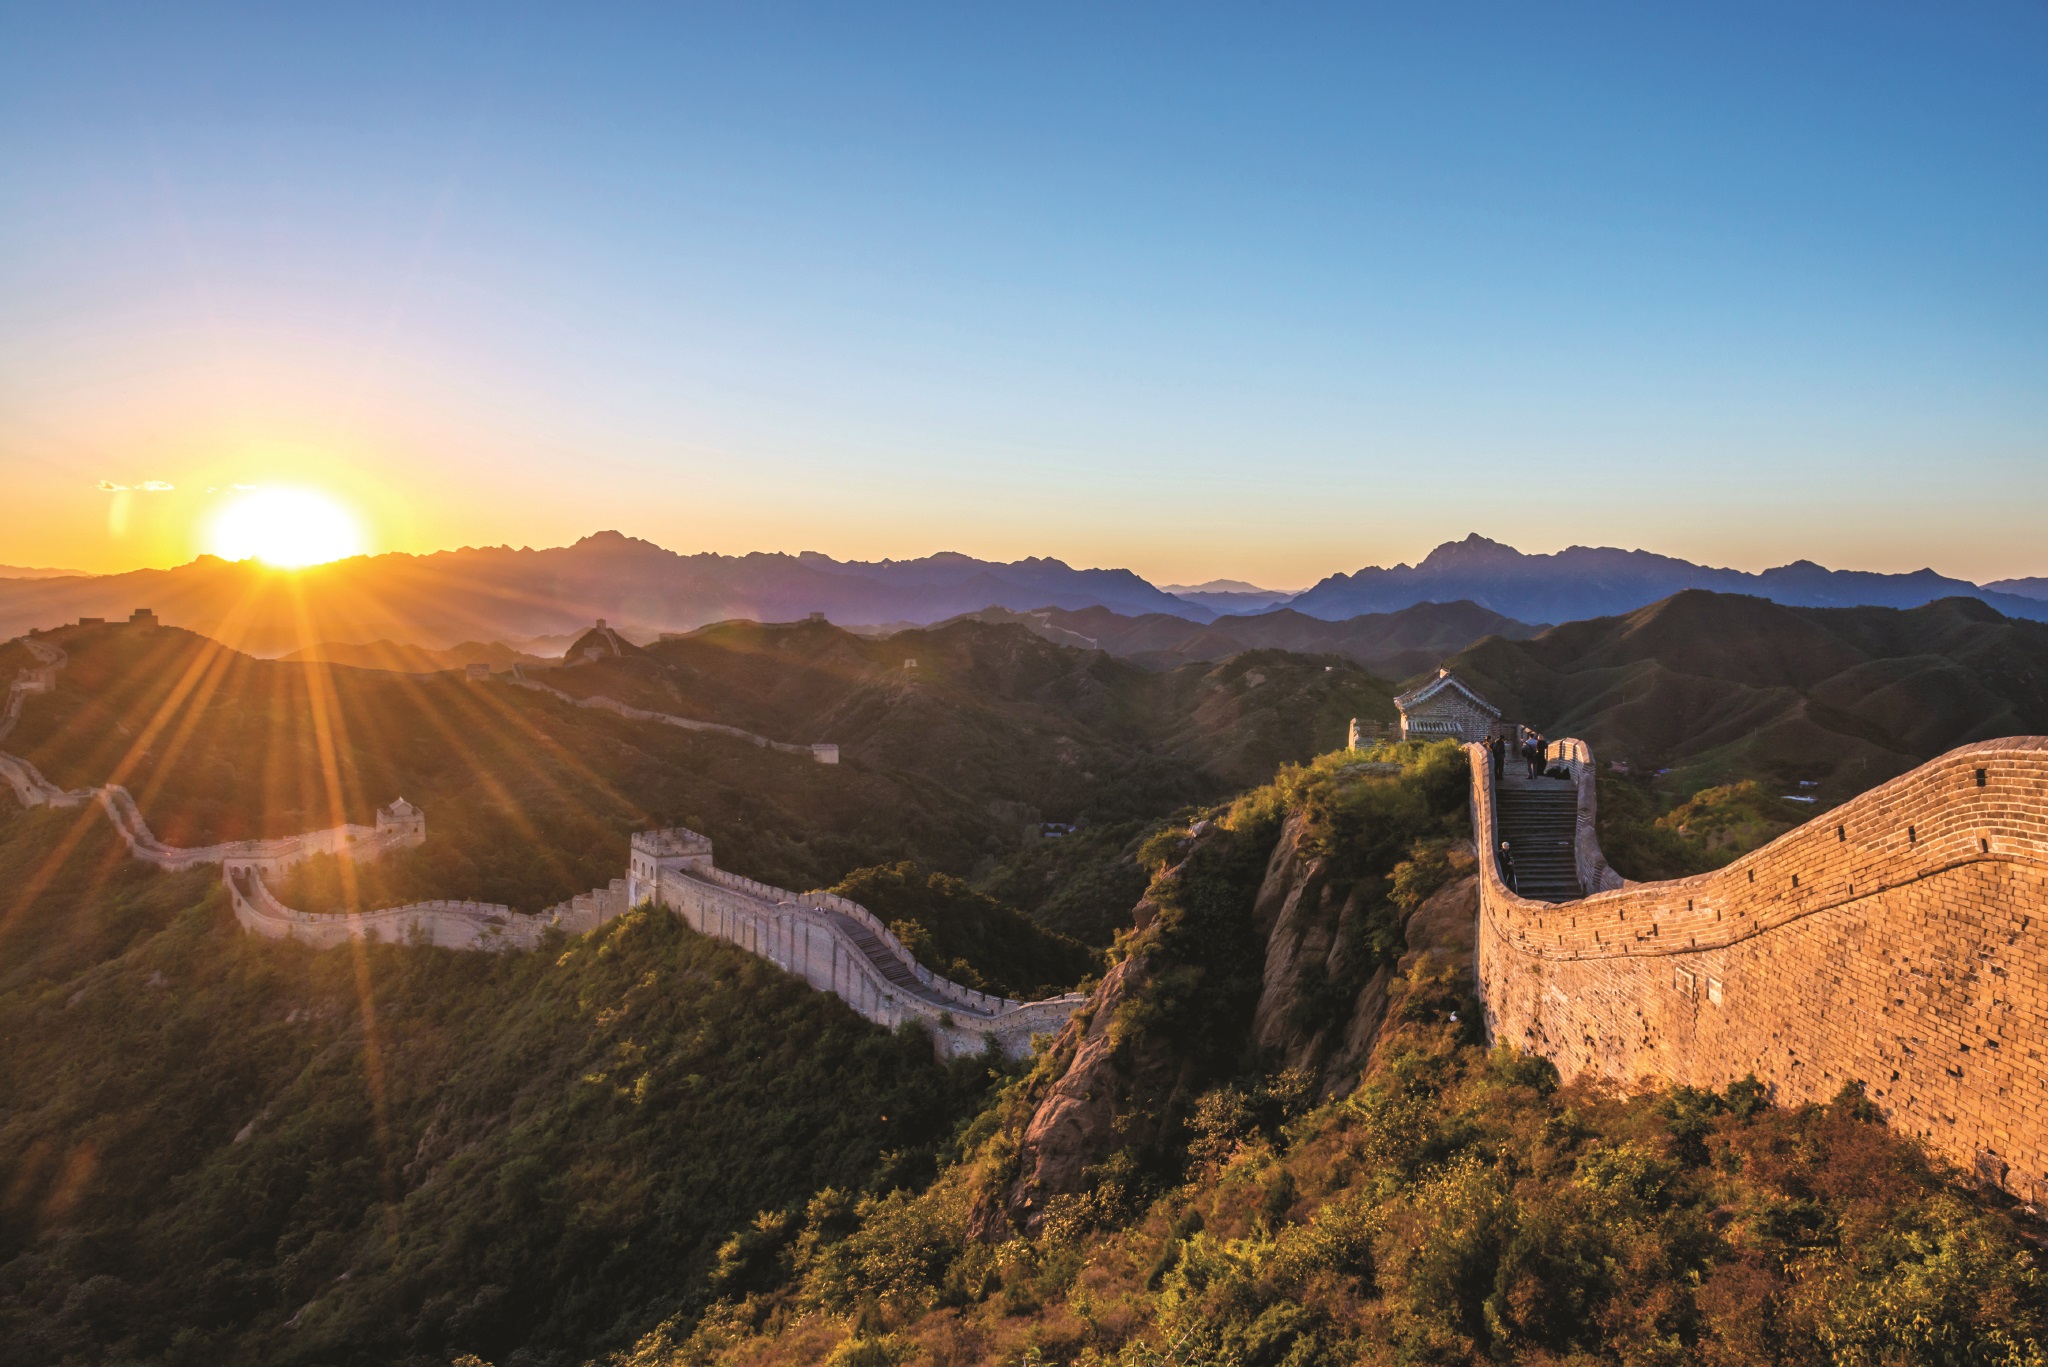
[1470,734,2048,1203]
[2,630,1082,1060]
[633,826,1085,1058]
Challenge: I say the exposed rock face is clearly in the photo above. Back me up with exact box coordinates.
[1400,871,1477,974]
[982,817,1483,1238]
[982,879,1210,1237]
[1248,811,1393,1094]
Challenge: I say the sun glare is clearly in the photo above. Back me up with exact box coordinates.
[209,487,366,567]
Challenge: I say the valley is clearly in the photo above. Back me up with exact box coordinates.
[3,589,2045,1366]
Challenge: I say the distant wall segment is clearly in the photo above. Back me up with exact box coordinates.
[5,630,1072,1059]
[634,829,1085,1059]
[501,669,839,763]
[1471,735,2048,1203]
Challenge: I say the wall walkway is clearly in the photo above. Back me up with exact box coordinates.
[1471,734,2048,1203]
[640,849,1086,1059]
[5,631,1077,1059]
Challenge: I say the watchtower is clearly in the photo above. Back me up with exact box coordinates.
[376,797,427,848]
[627,827,715,908]
[1393,669,1502,742]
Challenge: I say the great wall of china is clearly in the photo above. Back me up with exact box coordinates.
[1471,734,2048,1206]
[14,617,2048,1133]
[4,623,1072,1058]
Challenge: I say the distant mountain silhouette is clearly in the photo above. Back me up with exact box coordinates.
[1158,580,1297,613]
[1433,590,2048,799]
[0,532,1214,655]
[3,530,2037,656]
[954,600,1541,678]
[1289,533,2048,625]
[0,564,92,580]
[1985,576,2048,602]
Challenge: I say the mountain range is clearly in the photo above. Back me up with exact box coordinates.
[951,600,1543,678]
[0,530,2041,656]
[1435,590,2048,800]
[1288,533,2048,624]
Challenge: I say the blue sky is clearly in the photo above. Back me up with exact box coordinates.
[3,2,2044,584]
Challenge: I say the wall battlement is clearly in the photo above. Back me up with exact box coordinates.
[5,632,1077,1060]
[1471,734,2048,1203]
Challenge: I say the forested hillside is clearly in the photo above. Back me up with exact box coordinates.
[1441,591,2048,802]
[0,805,1001,1367]
[7,618,2044,1365]
[596,744,2048,1367]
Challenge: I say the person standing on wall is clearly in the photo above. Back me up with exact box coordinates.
[1490,732,1505,778]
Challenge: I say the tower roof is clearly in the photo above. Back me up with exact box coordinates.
[1394,669,1501,717]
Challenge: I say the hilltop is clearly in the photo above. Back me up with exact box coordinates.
[1435,589,2048,800]
[6,615,1396,940]
[950,600,1541,677]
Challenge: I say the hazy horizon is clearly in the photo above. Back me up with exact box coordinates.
[9,525,2042,595]
[6,3,2046,584]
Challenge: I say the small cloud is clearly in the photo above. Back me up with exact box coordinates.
[139,480,175,492]
[97,480,129,492]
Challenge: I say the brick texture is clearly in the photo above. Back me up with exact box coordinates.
[1471,737,2048,1202]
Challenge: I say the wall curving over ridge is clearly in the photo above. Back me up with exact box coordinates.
[1471,735,2048,1204]
[6,628,1076,1060]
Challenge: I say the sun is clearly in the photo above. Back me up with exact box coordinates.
[209,487,366,567]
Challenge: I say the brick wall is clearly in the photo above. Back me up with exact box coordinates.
[1401,690,1497,742]
[1472,736,2048,1203]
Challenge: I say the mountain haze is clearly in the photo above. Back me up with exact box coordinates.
[1293,533,2048,625]
[953,600,1542,677]
[0,534,1216,656]
[3,532,2041,659]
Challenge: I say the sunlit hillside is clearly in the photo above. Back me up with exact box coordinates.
[6,617,1396,931]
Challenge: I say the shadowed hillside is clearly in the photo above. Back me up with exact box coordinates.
[0,805,1000,1367]
[274,639,551,672]
[549,615,1399,805]
[1436,590,2048,801]
[948,599,1543,677]
[7,618,1395,937]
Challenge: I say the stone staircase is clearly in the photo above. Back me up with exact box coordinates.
[1495,774,1582,902]
[826,910,954,1005]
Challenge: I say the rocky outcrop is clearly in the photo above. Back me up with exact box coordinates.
[990,890,1210,1235]
[1248,811,1394,1093]
[985,816,1483,1237]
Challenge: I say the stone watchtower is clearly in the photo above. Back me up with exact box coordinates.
[626,827,715,908]
[1393,669,1502,742]
[376,797,427,848]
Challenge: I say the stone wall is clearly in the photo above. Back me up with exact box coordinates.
[5,629,1078,1059]
[648,847,1085,1060]
[1472,735,2048,1203]
[502,672,839,763]
[1543,738,1625,896]
[226,865,626,951]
